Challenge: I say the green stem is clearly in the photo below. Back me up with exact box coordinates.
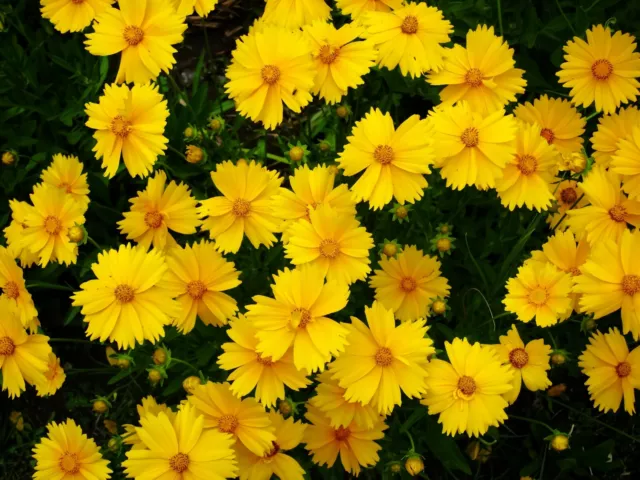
[49,338,95,345]
[167,74,197,119]
[508,414,556,434]
[26,282,75,292]
[168,144,188,161]
[585,110,600,121]
[551,193,585,232]
[496,0,504,37]
[66,368,114,376]
[171,358,199,372]
[554,0,576,35]
[404,431,416,452]
[87,236,102,251]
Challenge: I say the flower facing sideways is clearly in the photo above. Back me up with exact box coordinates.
[40,153,91,210]
[123,396,176,450]
[0,247,38,327]
[546,180,588,231]
[590,105,640,167]
[612,126,640,199]
[35,353,66,397]
[336,0,402,21]
[3,200,40,268]
[41,0,113,34]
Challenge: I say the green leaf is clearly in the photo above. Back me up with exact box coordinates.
[423,416,472,475]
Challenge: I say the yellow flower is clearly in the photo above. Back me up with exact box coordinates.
[226,26,316,130]
[590,105,640,167]
[21,184,86,267]
[304,404,386,476]
[304,21,377,104]
[123,396,176,449]
[118,170,201,250]
[503,262,573,327]
[41,0,113,33]
[574,229,640,339]
[218,315,311,407]
[33,419,112,480]
[330,301,434,415]
[164,240,240,333]
[261,0,331,28]
[285,205,373,285]
[71,243,181,349]
[513,95,585,155]
[171,0,218,18]
[429,102,517,190]
[495,325,552,404]
[362,2,452,78]
[188,381,276,456]
[271,164,356,243]
[566,166,640,245]
[85,0,187,84]
[546,180,589,231]
[35,353,66,397]
[3,200,40,268]
[336,0,402,21]
[85,83,169,178]
[579,328,640,414]
[496,122,558,211]
[235,412,306,480]
[199,160,282,254]
[0,247,37,327]
[337,108,434,209]
[427,25,526,114]
[612,126,640,199]
[557,25,640,114]
[369,245,450,322]
[123,404,237,480]
[309,371,380,429]
[422,338,513,437]
[246,264,349,373]
[40,154,90,209]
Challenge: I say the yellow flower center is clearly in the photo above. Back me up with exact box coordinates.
[528,287,548,306]
[144,210,163,229]
[318,45,340,64]
[218,414,239,433]
[460,127,479,147]
[110,115,132,138]
[319,239,340,258]
[291,308,312,328]
[169,452,190,473]
[123,25,144,46]
[0,337,15,356]
[616,361,632,378]
[186,280,207,300]
[256,354,274,366]
[42,215,62,235]
[375,346,393,366]
[516,154,538,176]
[232,198,251,217]
[540,128,555,144]
[591,59,613,80]
[3,281,19,300]
[400,276,417,292]
[457,375,476,397]
[261,65,281,85]
[334,426,351,441]
[560,187,577,205]
[59,452,80,474]
[464,68,484,87]
[58,181,73,193]
[401,15,419,34]
[622,274,640,296]
[509,348,529,369]
[374,144,394,165]
[609,204,627,223]
[114,284,135,304]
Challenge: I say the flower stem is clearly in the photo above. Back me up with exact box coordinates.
[87,236,102,251]
[496,0,504,37]
[26,282,75,292]
[554,0,577,35]
[49,338,95,345]
[167,144,188,161]
[508,414,556,434]
[171,357,199,372]
[404,431,416,452]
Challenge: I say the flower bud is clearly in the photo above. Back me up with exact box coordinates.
[405,455,424,476]
[9,411,24,432]
[547,384,567,397]
[117,357,130,369]
[289,146,304,162]
[395,206,408,219]
[107,438,120,453]
[2,151,15,165]
[186,145,204,164]
[550,434,569,452]
[93,399,109,414]
[278,398,293,417]
[389,462,402,474]
[148,369,163,385]
[152,348,167,365]
[551,353,566,365]
[382,243,397,257]
[106,346,118,366]
[209,118,223,132]
[432,299,447,315]
[68,225,86,244]
[336,105,348,118]
[436,237,451,253]
[103,419,117,435]
[183,375,202,394]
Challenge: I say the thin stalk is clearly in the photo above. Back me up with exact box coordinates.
[87,236,102,251]
[496,0,504,37]
[26,283,75,292]
[508,414,556,434]
[49,338,95,345]
[168,144,188,161]
[171,357,199,372]
[554,0,577,35]
[167,74,198,119]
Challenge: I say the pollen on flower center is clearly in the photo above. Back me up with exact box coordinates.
[457,375,476,396]
[318,45,340,64]
[528,287,548,306]
[256,354,274,366]
[319,239,340,258]
[58,182,73,193]
[460,127,479,147]
[44,215,62,235]
[264,442,280,459]
[114,284,135,304]
[186,280,207,300]
[616,361,632,378]
[292,308,312,328]
[110,115,132,138]
[509,348,529,369]
[517,154,538,175]
[144,211,163,229]
[71,0,85,4]
[3,281,20,300]
[261,65,281,85]
[375,347,393,366]
[560,187,578,205]
[123,25,144,46]
[569,266,581,276]
[0,337,15,356]
[169,452,190,473]
[400,276,417,292]
[609,204,627,223]
[464,68,484,87]
[59,452,80,474]
[540,128,555,144]
[622,275,640,296]
[401,15,419,34]
[334,426,351,441]
[232,198,251,217]
[218,414,239,433]
[374,145,394,165]
[591,59,614,80]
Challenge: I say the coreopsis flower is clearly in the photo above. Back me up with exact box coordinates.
[40,0,113,33]
[3,200,40,268]
[304,405,386,476]
[199,161,282,254]
[85,0,187,84]
[123,404,237,480]
[427,25,526,114]
[566,166,640,245]
[574,229,640,339]
[285,205,374,285]
[71,244,181,349]
[246,265,349,373]
[226,26,316,129]
[495,325,552,404]
[495,122,558,211]
[118,170,201,250]
[21,184,86,267]
[429,102,517,190]
[32,419,112,480]
[188,381,276,456]
[0,247,37,327]
[218,315,311,407]
[40,154,90,209]
[591,105,640,167]
[336,0,402,20]
[422,338,513,437]
[513,95,585,155]
[579,328,640,414]
[369,245,450,322]
[329,301,434,415]
[503,262,573,327]
[309,371,380,429]
[0,299,51,398]
[304,21,377,104]
[337,108,434,209]
[612,126,640,198]
[362,2,452,78]
[557,25,640,114]
[123,396,176,449]
[171,0,218,18]
[85,83,169,178]
[164,241,241,333]
[235,412,306,480]
[271,164,356,242]
[546,180,588,231]
[35,353,66,397]
[261,0,330,28]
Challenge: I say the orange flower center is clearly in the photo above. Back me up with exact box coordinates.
[509,348,529,369]
[334,426,351,441]
[59,452,80,474]
[256,354,274,366]
[169,453,190,473]
[319,239,340,259]
[517,154,538,176]
[218,414,239,433]
[569,267,581,276]
[540,128,555,144]
[3,281,20,300]
[528,287,548,306]
[375,347,393,366]
[144,210,163,229]
[609,204,627,223]
[186,280,207,300]
[374,144,394,165]
[464,68,483,87]
[110,115,132,138]
[232,198,251,217]
[616,361,632,378]
[591,59,613,80]
[44,215,62,235]
[123,25,144,46]
[622,275,640,296]
[58,182,73,193]
[292,308,312,328]
[264,442,280,459]
[560,187,577,205]
[0,337,15,356]
[318,45,340,64]
[71,0,84,4]
[460,127,479,147]
[114,284,135,304]
[401,15,419,34]
[400,276,417,292]
[457,375,476,396]
[261,65,281,85]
